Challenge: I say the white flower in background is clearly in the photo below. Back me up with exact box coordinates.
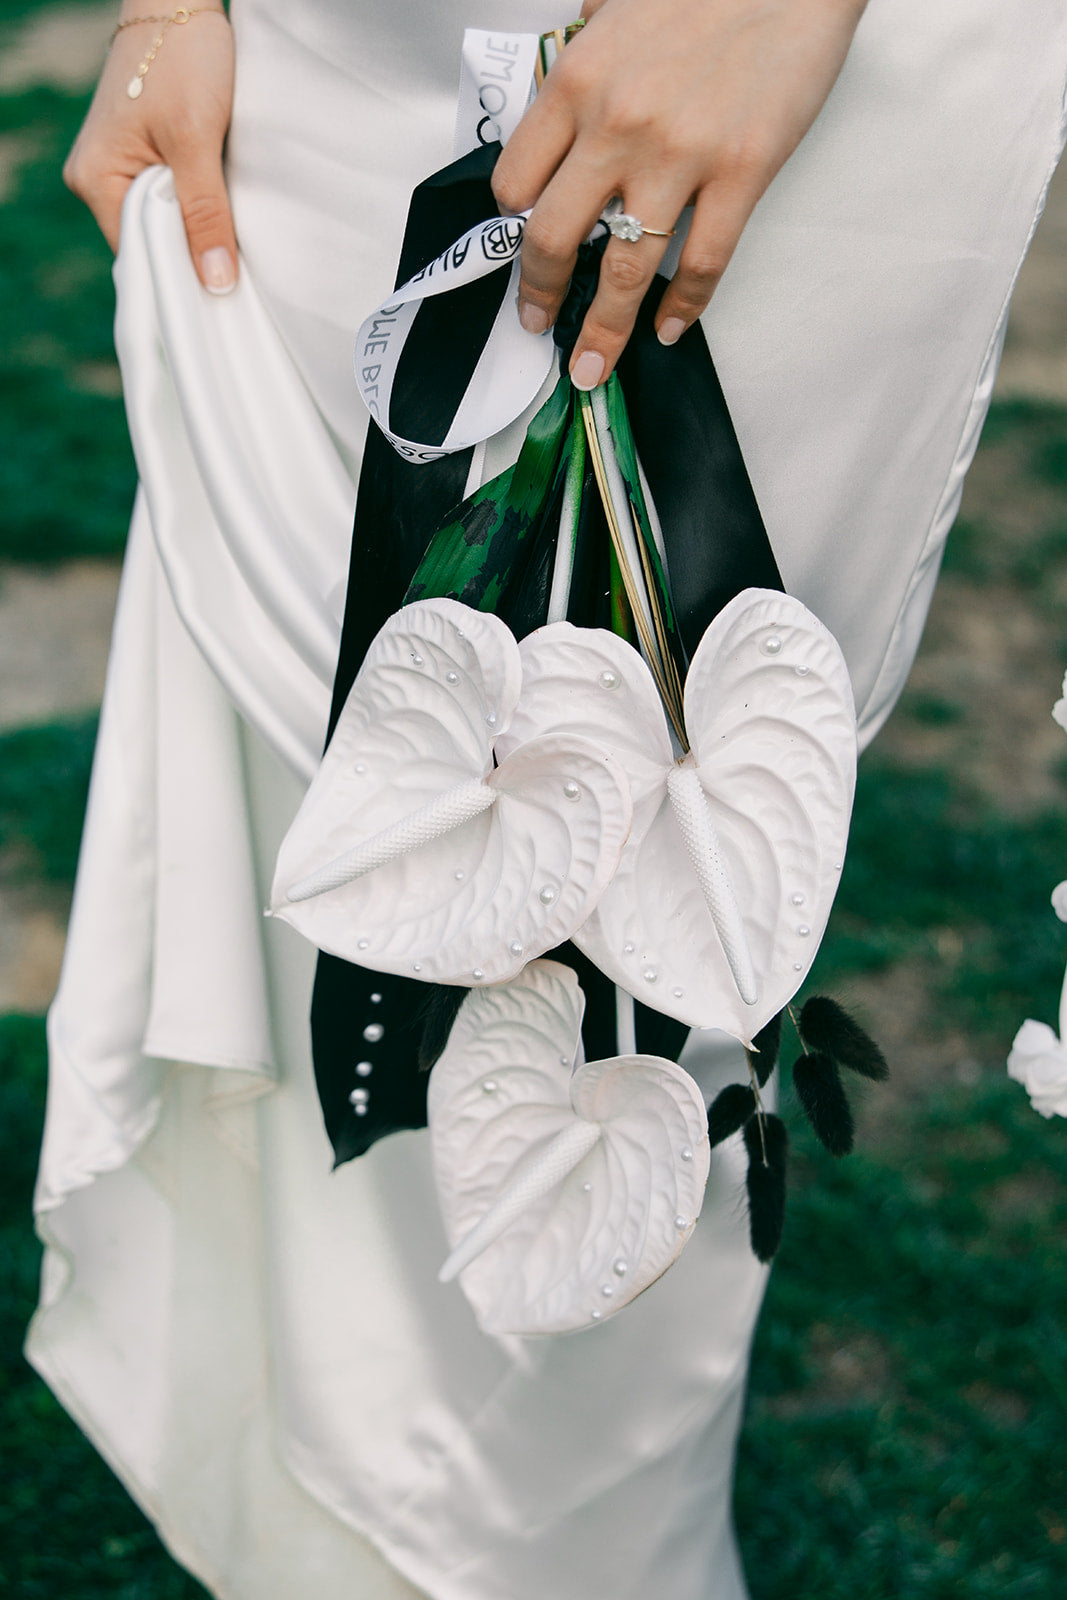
[1053,669,1067,735]
[1051,880,1067,922]
[1008,941,1067,1118]
[1007,1016,1067,1118]
[1007,680,1067,1118]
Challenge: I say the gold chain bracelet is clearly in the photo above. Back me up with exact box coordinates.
[111,7,227,99]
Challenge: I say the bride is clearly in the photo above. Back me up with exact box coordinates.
[29,1,1067,1596]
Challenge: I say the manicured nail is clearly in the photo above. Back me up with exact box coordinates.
[518,300,549,335]
[200,247,236,295]
[570,350,605,391]
[657,317,686,347]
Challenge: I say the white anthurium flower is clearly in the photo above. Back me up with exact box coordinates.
[496,588,857,1040]
[1008,955,1067,1119]
[270,599,632,985]
[429,959,711,1336]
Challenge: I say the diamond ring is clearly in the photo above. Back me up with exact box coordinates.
[604,212,676,244]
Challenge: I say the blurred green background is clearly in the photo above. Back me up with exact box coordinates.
[1,3,1065,1596]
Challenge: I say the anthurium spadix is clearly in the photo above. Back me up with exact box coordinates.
[498,589,858,1039]
[269,599,632,984]
[429,960,711,1336]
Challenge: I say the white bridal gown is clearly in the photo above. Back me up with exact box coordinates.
[26,3,1067,1598]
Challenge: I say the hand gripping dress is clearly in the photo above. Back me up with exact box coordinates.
[26,3,1067,1597]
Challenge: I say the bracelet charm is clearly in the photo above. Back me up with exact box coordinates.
[111,6,226,98]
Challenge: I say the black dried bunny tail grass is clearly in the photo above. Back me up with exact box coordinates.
[707,1084,757,1147]
[745,1011,783,1088]
[743,1113,788,1263]
[798,996,888,1081]
[792,1051,854,1157]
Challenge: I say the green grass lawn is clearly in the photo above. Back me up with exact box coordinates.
[1,2,1065,1595]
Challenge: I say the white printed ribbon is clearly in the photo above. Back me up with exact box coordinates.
[353,30,556,465]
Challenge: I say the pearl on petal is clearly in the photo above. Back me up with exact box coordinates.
[797,925,811,937]
[793,962,803,972]
[590,1309,603,1320]
[412,963,422,973]
[485,712,497,728]
[362,1023,384,1043]
[643,967,658,984]
[482,1079,498,1094]
[601,1285,614,1298]
[357,938,369,950]
[410,653,424,667]
[509,941,524,957]
[760,634,783,656]
[598,669,620,690]
[454,869,465,881]
[472,968,484,980]
[674,1215,688,1230]
[355,763,367,774]
[446,671,459,685]
[539,884,557,905]
[582,1181,593,1193]
[563,780,581,801]
[795,663,811,677]
[623,942,635,956]
[680,1147,693,1162]
[672,987,684,999]
[613,1259,628,1277]
[790,893,806,907]
[356,1061,373,1077]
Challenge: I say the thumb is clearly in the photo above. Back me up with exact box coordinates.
[171,152,239,294]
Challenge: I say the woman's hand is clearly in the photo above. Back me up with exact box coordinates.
[63,8,237,291]
[493,0,868,388]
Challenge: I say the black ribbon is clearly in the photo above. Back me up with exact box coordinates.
[311,143,782,1167]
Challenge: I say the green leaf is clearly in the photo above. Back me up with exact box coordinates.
[405,374,573,613]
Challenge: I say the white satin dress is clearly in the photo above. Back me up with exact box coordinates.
[26,4,1067,1598]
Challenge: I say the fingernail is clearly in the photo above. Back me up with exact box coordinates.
[518,301,549,335]
[570,350,605,392]
[657,317,686,347]
[200,247,236,295]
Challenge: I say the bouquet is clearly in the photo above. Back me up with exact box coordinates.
[269,28,886,1335]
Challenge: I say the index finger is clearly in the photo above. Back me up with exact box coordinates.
[512,145,616,334]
